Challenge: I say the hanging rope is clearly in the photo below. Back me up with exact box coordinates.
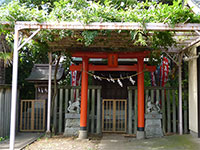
[83,68,148,81]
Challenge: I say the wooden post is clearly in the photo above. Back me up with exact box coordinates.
[65,89,69,114]
[128,89,133,134]
[137,57,145,139]
[96,88,101,134]
[59,89,63,133]
[46,52,52,135]
[134,89,138,134]
[87,89,90,131]
[9,27,19,150]
[178,53,183,135]
[79,57,89,139]
[167,90,171,133]
[91,89,95,133]
[53,93,58,133]
[161,89,166,134]
[172,90,177,133]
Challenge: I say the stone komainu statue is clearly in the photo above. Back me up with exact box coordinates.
[146,96,161,113]
[67,97,80,113]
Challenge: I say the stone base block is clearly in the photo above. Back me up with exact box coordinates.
[64,127,79,136]
[64,113,80,137]
[145,113,163,138]
[78,130,88,139]
[136,131,145,139]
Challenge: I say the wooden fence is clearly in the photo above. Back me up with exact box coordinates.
[53,85,101,134]
[0,85,19,138]
[127,86,188,135]
[20,100,46,132]
[53,85,188,135]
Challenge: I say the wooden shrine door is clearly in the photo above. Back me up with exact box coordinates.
[102,99,127,133]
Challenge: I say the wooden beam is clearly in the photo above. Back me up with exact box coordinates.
[71,51,150,58]
[70,64,156,72]
[15,21,200,31]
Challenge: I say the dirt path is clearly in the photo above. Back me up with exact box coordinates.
[23,135,101,150]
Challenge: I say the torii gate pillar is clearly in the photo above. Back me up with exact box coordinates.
[137,57,145,139]
[79,56,89,139]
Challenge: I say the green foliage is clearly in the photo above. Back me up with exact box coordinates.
[0,0,198,96]
[1,0,200,49]
[0,136,8,142]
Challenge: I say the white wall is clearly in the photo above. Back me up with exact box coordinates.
[188,47,198,133]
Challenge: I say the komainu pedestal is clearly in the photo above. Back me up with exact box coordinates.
[145,112,163,138]
[63,113,80,136]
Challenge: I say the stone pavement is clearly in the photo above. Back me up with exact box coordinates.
[0,133,43,150]
[98,133,200,150]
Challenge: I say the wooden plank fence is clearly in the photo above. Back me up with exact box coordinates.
[53,85,101,134]
[128,86,188,135]
[0,85,19,138]
[52,85,188,135]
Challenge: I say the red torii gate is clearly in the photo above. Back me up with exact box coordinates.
[70,51,156,139]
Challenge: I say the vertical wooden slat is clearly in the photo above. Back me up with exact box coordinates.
[0,89,4,137]
[118,101,120,131]
[91,89,95,133]
[172,90,177,133]
[106,100,108,131]
[184,94,188,134]
[145,89,149,114]
[35,101,38,130]
[121,101,123,131]
[59,89,63,133]
[53,94,58,133]
[65,89,69,114]
[102,100,104,132]
[167,90,171,133]
[134,89,138,134]
[128,89,132,134]
[162,89,166,134]
[7,89,11,134]
[151,89,154,103]
[4,90,7,137]
[113,101,116,132]
[20,100,23,131]
[24,101,27,130]
[43,100,46,131]
[31,101,35,130]
[96,89,101,134]
[70,89,74,102]
[109,101,112,131]
[87,89,90,131]
[156,89,159,105]
[125,100,127,132]
[39,100,42,130]
[26,102,29,130]
[76,89,79,100]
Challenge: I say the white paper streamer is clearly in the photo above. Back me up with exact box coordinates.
[117,79,123,87]
[106,78,111,82]
[109,74,115,83]
[129,76,135,85]
[97,76,102,81]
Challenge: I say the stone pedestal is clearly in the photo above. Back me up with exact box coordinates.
[63,113,80,136]
[145,112,163,138]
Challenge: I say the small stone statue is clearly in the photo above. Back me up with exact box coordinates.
[147,96,160,113]
[67,97,80,113]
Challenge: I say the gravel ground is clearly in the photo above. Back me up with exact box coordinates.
[23,135,101,150]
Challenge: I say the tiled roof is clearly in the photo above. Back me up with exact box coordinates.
[26,64,64,81]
